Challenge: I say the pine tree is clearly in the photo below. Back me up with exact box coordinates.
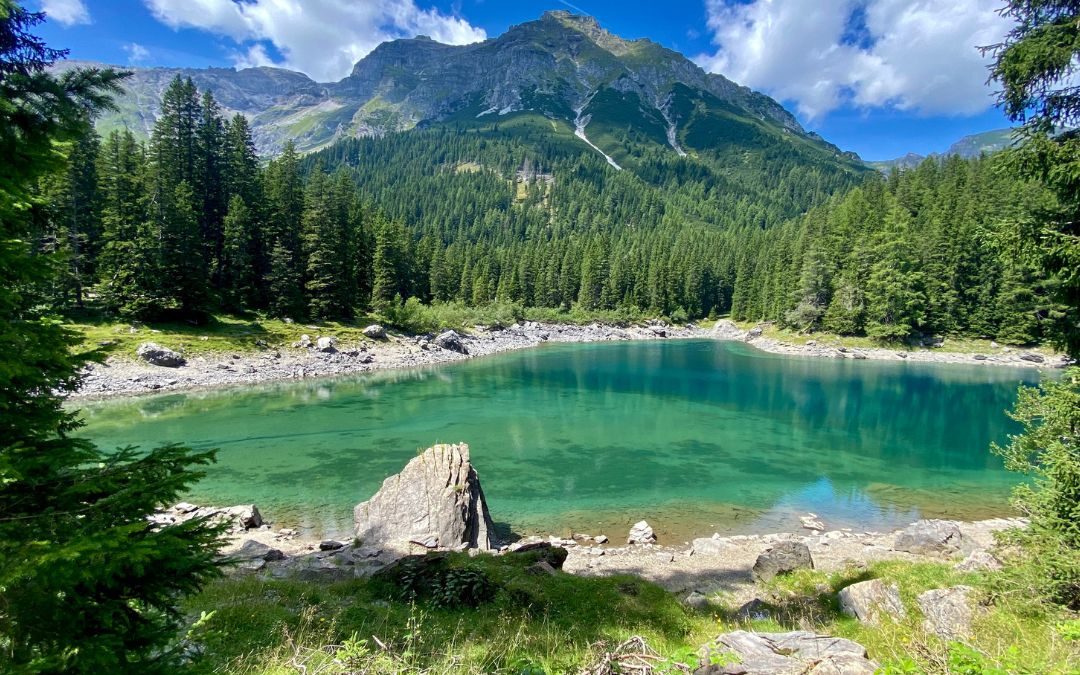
[0,4,224,670]
[220,195,255,310]
[864,201,926,341]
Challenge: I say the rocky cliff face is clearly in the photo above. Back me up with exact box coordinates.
[80,10,838,159]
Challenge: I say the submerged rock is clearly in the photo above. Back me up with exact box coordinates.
[353,443,495,551]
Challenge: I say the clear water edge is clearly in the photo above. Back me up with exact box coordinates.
[74,340,1039,544]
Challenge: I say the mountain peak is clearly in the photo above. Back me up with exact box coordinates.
[540,9,637,55]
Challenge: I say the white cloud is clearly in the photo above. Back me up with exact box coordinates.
[143,0,487,82]
[697,0,1012,119]
[124,42,151,64]
[41,0,90,26]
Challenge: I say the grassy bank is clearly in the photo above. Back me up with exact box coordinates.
[180,553,1079,674]
[731,320,1063,359]
[68,302,655,360]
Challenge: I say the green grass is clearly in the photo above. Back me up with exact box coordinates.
[66,302,663,361]
[178,554,1079,674]
[733,320,1063,358]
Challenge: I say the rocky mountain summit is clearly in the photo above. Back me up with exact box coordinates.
[73,10,856,166]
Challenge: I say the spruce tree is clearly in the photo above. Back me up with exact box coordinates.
[0,4,224,670]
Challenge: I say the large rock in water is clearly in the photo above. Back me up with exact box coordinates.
[353,443,494,551]
[136,342,185,367]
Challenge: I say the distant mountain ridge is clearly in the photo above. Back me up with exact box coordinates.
[868,128,1019,170]
[65,10,858,169]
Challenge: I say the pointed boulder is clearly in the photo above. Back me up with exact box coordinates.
[353,443,495,552]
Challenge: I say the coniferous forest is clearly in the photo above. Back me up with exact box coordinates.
[33,73,1058,344]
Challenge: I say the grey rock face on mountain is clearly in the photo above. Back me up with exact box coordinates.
[73,11,848,159]
[353,443,495,551]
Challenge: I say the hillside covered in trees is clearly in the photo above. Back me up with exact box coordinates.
[34,72,1057,345]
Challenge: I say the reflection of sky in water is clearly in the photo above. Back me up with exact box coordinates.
[76,340,1040,539]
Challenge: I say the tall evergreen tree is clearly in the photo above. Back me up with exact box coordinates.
[0,4,223,670]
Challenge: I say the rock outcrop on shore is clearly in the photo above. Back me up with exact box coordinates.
[353,443,495,552]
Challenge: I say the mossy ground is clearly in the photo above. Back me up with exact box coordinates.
[180,554,1079,674]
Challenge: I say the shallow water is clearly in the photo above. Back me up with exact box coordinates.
[75,340,1040,542]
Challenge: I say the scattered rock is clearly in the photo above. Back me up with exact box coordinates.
[747,326,764,338]
[691,537,726,556]
[510,542,569,569]
[973,354,988,361]
[225,504,263,530]
[353,443,495,552]
[434,330,468,354]
[319,540,346,551]
[299,334,313,348]
[838,579,906,625]
[594,534,608,544]
[627,520,656,545]
[684,591,710,610]
[954,549,1003,572]
[698,630,877,675]
[362,324,387,339]
[734,598,770,621]
[136,342,185,368]
[712,320,749,341]
[752,541,813,582]
[800,514,825,531]
[1019,352,1045,363]
[918,586,976,639]
[893,519,963,556]
[525,561,558,576]
[315,336,336,353]
[233,539,285,565]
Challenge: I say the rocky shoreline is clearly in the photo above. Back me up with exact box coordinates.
[72,319,1072,400]
[171,444,1020,609]
[72,321,703,399]
[712,320,1074,369]
[202,499,1019,608]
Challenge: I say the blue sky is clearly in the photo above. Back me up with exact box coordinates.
[33,0,1015,161]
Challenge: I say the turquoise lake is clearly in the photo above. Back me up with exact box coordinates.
[75,340,1040,542]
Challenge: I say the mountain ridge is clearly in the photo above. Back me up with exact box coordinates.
[70,10,856,168]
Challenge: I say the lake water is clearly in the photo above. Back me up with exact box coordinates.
[75,340,1040,542]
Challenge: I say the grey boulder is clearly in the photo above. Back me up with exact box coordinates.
[838,579,906,625]
[353,443,495,552]
[918,586,977,639]
[434,330,468,354]
[954,549,1003,572]
[697,630,877,675]
[751,541,813,582]
[627,520,656,545]
[315,336,336,352]
[362,324,387,339]
[136,342,185,367]
[893,519,963,556]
